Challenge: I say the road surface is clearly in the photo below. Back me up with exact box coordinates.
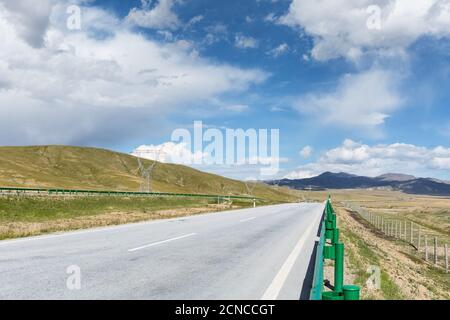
[0,203,324,300]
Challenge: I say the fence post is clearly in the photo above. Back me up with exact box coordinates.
[404,220,407,241]
[434,237,438,265]
[417,228,421,252]
[396,221,399,238]
[445,244,448,273]
[425,235,429,261]
[410,222,414,244]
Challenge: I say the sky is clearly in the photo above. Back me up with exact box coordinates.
[1,0,450,180]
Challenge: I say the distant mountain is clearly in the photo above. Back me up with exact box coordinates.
[266,172,450,196]
[376,173,416,182]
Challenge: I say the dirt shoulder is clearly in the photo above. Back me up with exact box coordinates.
[0,202,242,240]
[332,204,449,300]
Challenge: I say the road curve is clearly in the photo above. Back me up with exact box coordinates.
[0,202,324,300]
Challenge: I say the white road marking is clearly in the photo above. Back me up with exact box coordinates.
[0,219,171,247]
[128,233,197,252]
[0,204,291,247]
[261,210,323,300]
[240,217,256,223]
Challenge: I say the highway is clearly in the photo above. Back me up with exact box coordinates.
[0,203,324,300]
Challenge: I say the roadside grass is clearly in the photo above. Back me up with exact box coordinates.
[0,196,262,240]
[0,196,215,222]
[0,145,299,203]
[400,250,450,299]
[340,220,404,300]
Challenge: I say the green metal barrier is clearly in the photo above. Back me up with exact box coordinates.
[310,197,360,300]
[0,186,260,202]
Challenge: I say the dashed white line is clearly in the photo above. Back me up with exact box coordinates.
[240,217,256,223]
[128,233,197,252]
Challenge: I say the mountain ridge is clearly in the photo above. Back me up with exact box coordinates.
[0,145,295,201]
[267,172,450,196]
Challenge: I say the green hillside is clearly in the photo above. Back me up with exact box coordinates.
[0,146,297,202]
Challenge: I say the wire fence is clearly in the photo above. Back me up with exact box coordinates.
[343,202,449,273]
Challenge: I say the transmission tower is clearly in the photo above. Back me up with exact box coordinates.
[244,179,257,208]
[134,150,165,193]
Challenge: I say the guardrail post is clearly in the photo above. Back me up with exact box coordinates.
[334,242,344,294]
[320,198,359,301]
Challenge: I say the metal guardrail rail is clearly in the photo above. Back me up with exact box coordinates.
[0,186,261,201]
[310,197,360,300]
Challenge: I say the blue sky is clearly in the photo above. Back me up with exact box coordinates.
[1,0,450,180]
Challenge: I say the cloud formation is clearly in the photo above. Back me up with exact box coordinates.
[300,146,312,158]
[293,69,403,129]
[280,0,450,61]
[267,43,289,58]
[0,1,268,145]
[126,0,181,30]
[235,34,259,49]
[286,139,450,179]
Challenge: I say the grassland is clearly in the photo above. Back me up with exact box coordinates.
[0,195,263,240]
[0,145,301,240]
[0,145,298,202]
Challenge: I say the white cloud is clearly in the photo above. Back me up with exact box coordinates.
[300,146,313,158]
[280,0,450,61]
[126,0,181,30]
[186,15,203,28]
[131,142,288,180]
[267,43,289,58]
[286,139,450,179]
[132,142,205,164]
[0,2,268,145]
[221,104,250,113]
[284,170,316,179]
[293,69,403,129]
[203,23,228,45]
[264,13,277,23]
[1,0,54,48]
[234,34,259,49]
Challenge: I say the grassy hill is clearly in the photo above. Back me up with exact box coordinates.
[0,146,297,202]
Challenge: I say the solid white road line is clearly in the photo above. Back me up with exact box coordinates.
[128,233,197,252]
[240,217,256,223]
[261,212,321,300]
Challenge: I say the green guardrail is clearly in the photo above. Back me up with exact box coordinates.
[310,197,360,300]
[0,186,261,201]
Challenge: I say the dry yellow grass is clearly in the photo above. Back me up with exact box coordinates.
[0,203,240,239]
[303,189,450,300]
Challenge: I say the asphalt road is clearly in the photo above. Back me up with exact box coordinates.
[0,202,324,300]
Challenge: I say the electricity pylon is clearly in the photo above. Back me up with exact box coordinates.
[134,150,165,193]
